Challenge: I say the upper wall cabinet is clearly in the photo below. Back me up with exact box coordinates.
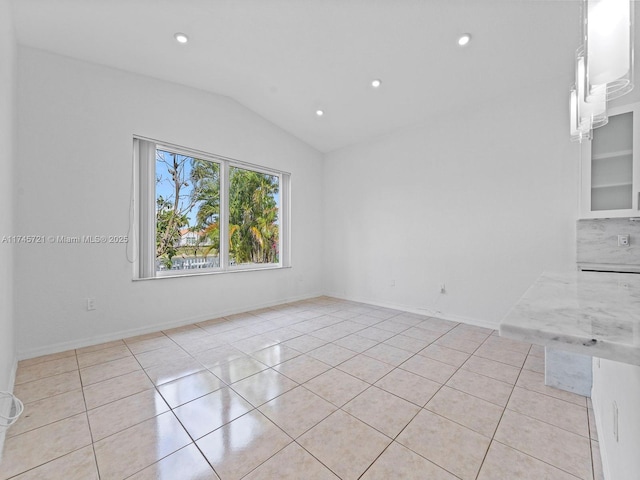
[580,102,640,219]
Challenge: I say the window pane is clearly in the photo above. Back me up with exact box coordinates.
[155,150,220,272]
[228,166,280,266]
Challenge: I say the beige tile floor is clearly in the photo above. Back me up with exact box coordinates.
[1,297,604,480]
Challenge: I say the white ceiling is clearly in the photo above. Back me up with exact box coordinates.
[11,0,584,153]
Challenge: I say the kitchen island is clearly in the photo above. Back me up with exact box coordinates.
[501,270,640,479]
[500,270,640,367]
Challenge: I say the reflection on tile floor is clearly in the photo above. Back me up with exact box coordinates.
[2,297,603,479]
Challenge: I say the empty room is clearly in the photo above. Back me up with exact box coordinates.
[0,0,639,479]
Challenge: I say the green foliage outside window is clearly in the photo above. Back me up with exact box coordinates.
[229,167,279,264]
[155,150,279,270]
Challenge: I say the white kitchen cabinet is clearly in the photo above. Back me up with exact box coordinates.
[580,102,640,218]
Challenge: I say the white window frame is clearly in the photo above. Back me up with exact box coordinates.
[133,136,291,279]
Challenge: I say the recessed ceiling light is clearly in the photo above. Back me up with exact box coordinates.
[174,33,189,44]
[315,109,324,117]
[371,79,382,88]
[458,33,471,46]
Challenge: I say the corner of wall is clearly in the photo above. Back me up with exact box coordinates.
[0,0,18,463]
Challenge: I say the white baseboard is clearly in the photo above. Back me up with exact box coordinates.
[17,291,323,360]
[323,292,499,331]
[17,290,499,361]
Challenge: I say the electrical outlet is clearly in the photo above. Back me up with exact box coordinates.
[618,234,630,246]
[87,298,96,311]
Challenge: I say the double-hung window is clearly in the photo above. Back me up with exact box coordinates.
[134,137,290,278]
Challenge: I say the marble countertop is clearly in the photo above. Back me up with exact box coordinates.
[500,271,640,366]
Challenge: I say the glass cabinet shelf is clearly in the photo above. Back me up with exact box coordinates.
[592,182,633,189]
[580,103,639,218]
[592,149,633,161]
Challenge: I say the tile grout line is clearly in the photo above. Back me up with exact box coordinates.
[7,299,597,479]
[489,438,585,480]
[157,316,464,479]
[73,348,99,479]
[586,402,597,480]
[472,340,529,480]
[222,313,449,479]
[101,333,241,479]
[475,341,594,480]
[350,323,494,480]
[3,350,94,480]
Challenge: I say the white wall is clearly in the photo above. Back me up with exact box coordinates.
[15,47,324,358]
[592,359,640,480]
[0,0,17,461]
[323,85,578,328]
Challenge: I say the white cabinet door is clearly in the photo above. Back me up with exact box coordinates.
[580,102,640,218]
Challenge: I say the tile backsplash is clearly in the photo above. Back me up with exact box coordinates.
[577,218,640,266]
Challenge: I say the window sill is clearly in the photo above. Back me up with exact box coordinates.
[133,264,291,281]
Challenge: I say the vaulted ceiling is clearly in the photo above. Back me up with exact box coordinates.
[11,0,584,152]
